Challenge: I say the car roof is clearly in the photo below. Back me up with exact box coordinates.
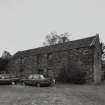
[29,74,43,76]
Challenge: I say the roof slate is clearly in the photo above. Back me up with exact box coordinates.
[14,35,98,57]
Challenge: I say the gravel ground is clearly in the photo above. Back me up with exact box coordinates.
[0,84,105,105]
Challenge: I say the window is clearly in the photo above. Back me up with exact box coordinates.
[47,53,53,60]
[83,49,88,55]
[36,54,41,64]
[47,53,53,65]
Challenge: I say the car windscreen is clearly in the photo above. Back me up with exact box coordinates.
[28,74,46,80]
[28,75,40,79]
[40,75,46,80]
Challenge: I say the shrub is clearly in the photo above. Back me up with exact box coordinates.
[0,58,9,73]
[58,63,86,84]
[67,69,86,84]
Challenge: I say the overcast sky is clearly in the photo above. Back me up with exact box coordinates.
[0,0,105,55]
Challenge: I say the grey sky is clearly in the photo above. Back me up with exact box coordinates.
[0,0,105,55]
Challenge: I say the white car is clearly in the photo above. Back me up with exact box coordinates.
[21,74,55,87]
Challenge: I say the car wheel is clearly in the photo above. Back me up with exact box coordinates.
[22,82,25,86]
[36,83,40,87]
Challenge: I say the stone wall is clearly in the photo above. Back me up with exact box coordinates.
[102,63,105,80]
[8,47,94,83]
[68,47,94,83]
[93,35,102,84]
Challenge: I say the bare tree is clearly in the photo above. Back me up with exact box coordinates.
[57,32,70,43]
[101,43,105,61]
[43,32,70,46]
[0,51,11,73]
[1,50,11,59]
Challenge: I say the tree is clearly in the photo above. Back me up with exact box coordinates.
[0,51,11,73]
[43,32,70,46]
[101,43,105,61]
[57,32,70,43]
[1,50,11,59]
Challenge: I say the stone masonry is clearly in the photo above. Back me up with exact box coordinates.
[8,35,102,84]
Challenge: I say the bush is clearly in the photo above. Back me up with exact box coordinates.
[58,63,86,84]
[67,69,86,84]
[0,58,9,73]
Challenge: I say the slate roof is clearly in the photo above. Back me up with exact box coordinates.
[14,35,98,57]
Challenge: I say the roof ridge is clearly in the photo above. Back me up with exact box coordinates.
[69,35,97,43]
[18,35,97,53]
[13,35,98,57]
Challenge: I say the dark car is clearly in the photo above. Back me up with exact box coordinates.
[0,74,20,85]
[21,74,55,87]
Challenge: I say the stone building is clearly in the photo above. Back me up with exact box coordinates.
[8,35,102,84]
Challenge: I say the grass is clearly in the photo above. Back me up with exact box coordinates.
[0,83,105,105]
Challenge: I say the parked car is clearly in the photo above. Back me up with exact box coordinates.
[0,74,20,85]
[21,74,55,87]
